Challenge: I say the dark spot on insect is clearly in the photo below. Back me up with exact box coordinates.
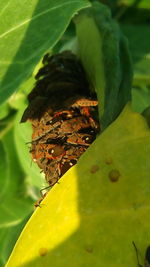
[70,159,77,166]
[39,247,48,256]
[47,159,52,165]
[48,178,58,186]
[46,120,52,125]
[105,157,113,165]
[78,127,94,134]
[82,135,94,144]
[90,165,99,174]
[64,144,71,150]
[108,169,120,182]
[46,116,62,125]
[50,146,64,157]
[61,158,77,176]
[61,162,72,175]
[48,148,53,154]
[54,137,67,145]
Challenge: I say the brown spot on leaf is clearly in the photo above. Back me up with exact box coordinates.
[39,247,48,256]
[108,169,120,182]
[85,246,93,253]
[105,157,113,165]
[90,165,99,173]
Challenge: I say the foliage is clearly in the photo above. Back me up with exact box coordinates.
[6,105,150,267]
[74,2,132,129]
[0,0,149,266]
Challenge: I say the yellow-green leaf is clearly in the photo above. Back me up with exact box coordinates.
[6,104,150,267]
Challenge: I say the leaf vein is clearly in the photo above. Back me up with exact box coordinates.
[0,1,11,17]
[0,1,83,39]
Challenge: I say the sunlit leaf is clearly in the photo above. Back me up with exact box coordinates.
[6,104,150,267]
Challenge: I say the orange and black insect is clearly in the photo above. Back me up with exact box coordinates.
[21,51,100,191]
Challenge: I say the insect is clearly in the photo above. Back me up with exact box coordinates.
[34,192,48,208]
[34,196,44,208]
[132,241,150,267]
[21,51,100,193]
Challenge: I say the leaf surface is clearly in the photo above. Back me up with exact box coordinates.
[132,87,150,113]
[0,140,8,199]
[75,2,132,130]
[6,105,150,267]
[121,24,150,86]
[0,0,90,104]
[122,0,150,9]
[0,129,33,228]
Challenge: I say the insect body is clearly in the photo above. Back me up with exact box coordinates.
[21,51,100,191]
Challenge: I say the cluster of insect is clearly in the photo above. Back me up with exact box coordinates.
[21,51,100,196]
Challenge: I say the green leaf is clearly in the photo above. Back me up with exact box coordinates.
[75,2,132,130]
[2,128,24,197]
[0,0,90,104]
[0,102,10,120]
[132,87,150,113]
[0,229,8,267]
[0,141,8,199]
[121,24,150,86]
[0,216,30,266]
[142,106,150,128]
[0,128,33,228]
[122,0,150,9]
[0,198,32,228]
[6,104,150,267]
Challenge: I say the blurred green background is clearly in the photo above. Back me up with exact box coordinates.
[0,0,150,266]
